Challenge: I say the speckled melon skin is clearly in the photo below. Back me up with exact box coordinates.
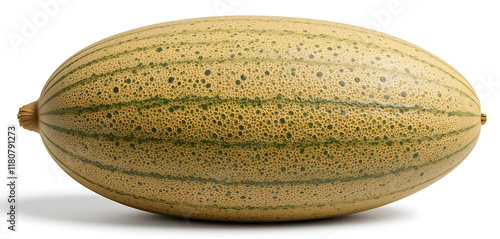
[28,16,482,222]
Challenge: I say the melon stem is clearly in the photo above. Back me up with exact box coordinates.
[481,113,487,125]
[18,101,39,133]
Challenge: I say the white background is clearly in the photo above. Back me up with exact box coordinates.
[1,0,499,238]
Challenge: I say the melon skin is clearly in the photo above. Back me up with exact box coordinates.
[19,16,484,222]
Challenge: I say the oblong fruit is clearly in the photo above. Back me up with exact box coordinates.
[18,16,486,222]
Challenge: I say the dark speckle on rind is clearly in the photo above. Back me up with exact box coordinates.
[265,71,270,75]
[236,80,241,85]
[339,81,346,87]
[281,167,286,172]
[401,91,407,97]
[316,72,323,77]
[413,152,419,158]
[155,47,163,52]
[380,77,387,82]
[113,87,119,93]
[168,77,175,83]
[204,70,211,76]
[354,77,360,83]
[405,68,411,73]
[309,54,315,59]
[241,74,247,80]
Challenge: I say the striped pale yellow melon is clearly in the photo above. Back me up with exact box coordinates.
[18,16,486,222]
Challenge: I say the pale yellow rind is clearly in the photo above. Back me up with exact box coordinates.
[26,16,482,222]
